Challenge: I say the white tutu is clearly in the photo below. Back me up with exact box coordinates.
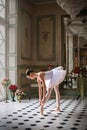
[45,66,66,91]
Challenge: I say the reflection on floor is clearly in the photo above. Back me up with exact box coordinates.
[0,97,87,130]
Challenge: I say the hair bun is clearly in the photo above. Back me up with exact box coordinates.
[25,68,33,75]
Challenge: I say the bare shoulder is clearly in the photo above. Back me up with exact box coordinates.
[39,72,45,78]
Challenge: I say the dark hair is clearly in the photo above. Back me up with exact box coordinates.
[25,68,34,76]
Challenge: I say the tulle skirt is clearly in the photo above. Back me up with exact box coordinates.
[45,67,66,91]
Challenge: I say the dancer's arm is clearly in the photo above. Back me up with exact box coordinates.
[42,78,46,97]
[42,78,46,98]
[37,79,43,104]
[41,88,52,105]
[39,73,46,98]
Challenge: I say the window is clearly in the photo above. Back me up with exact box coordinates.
[0,0,6,101]
[0,0,6,82]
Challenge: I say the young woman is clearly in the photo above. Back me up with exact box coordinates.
[26,66,66,115]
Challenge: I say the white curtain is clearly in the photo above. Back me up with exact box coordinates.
[0,84,6,101]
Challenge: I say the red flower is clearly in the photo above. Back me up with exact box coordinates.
[9,85,17,92]
[73,66,80,74]
[47,64,54,70]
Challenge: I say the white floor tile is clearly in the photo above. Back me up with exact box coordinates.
[0,97,87,130]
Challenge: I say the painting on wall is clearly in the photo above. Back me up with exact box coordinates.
[37,15,56,61]
[21,9,32,60]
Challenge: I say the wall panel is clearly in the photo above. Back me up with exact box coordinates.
[37,15,56,61]
[21,9,32,60]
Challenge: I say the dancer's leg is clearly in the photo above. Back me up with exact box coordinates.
[54,85,60,112]
[40,88,52,115]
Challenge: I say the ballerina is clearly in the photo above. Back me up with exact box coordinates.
[26,66,66,115]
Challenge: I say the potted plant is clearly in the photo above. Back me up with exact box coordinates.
[15,89,26,102]
[1,78,11,102]
[9,84,17,101]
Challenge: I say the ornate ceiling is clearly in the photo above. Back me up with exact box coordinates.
[56,0,87,39]
[64,9,87,39]
[29,0,87,39]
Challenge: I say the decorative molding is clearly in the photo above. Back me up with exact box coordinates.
[20,8,32,60]
[17,65,47,70]
[36,15,56,61]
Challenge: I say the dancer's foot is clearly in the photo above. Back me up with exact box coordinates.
[54,108,61,113]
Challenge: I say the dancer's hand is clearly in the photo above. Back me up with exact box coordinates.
[41,97,46,105]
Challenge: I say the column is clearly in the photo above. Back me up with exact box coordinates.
[68,34,73,72]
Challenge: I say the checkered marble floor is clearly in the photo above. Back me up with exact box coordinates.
[0,97,87,130]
